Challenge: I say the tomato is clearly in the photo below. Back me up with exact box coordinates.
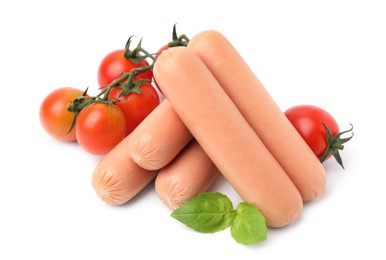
[97,49,153,87]
[108,82,159,135]
[286,105,354,168]
[39,87,84,142]
[75,103,126,155]
[285,105,340,160]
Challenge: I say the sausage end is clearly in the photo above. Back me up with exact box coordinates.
[155,174,189,210]
[92,168,132,206]
[128,133,166,171]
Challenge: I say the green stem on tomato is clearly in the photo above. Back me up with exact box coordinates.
[170,24,189,47]
[124,37,157,63]
[319,123,354,169]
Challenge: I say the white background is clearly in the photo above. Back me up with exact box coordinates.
[1,0,385,259]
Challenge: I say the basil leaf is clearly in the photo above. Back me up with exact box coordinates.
[230,202,267,245]
[171,192,235,233]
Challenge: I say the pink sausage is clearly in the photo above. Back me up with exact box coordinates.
[92,134,158,205]
[128,99,192,170]
[154,47,303,227]
[155,140,220,210]
[188,30,326,201]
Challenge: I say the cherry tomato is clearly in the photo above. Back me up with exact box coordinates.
[76,103,126,155]
[284,105,340,160]
[108,82,159,135]
[97,49,153,87]
[39,87,84,142]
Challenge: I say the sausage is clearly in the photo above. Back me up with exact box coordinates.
[92,134,158,205]
[188,30,326,201]
[153,47,303,227]
[155,140,220,210]
[128,99,193,170]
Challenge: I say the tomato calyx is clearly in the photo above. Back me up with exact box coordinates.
[117,78,149,97]
[66,87,90,133]
[320,123,354,169]
[168,24,190,47]
[124,36,156,64]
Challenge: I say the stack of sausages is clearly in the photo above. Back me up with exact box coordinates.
[92,30,326,228]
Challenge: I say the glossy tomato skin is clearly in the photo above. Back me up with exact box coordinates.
[76,103,126,155]
[97,49,153,87]
[285,105,340,160]
[39,87,84,142]
[108,82,159,135]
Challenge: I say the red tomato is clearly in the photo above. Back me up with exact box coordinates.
[97,49,153,87]
[39,87,84,142]
[108,82,159,135]
[284,105,340,160]
[76,103,126,155]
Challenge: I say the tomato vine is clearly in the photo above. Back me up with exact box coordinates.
[66,24,190,133]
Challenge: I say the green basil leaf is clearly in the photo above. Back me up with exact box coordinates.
[171,192,235,233]
[230,202,267,245]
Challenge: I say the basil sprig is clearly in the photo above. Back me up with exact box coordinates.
[171,192,267,245]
